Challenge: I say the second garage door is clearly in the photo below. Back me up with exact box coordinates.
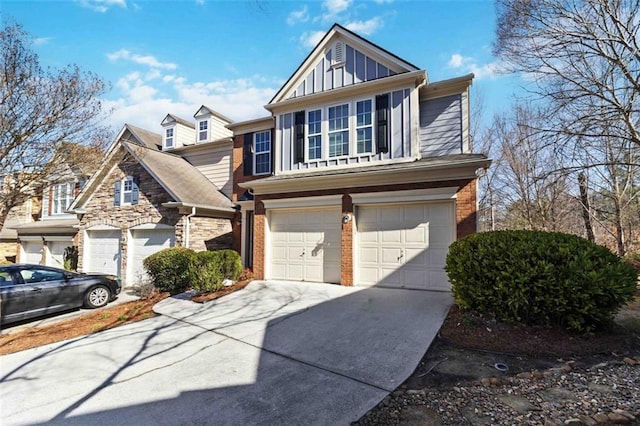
[22,241,42,265]
[48,240,72,268]
[129,228,175,285]
[357,202,454,291]
[270,208,341,283]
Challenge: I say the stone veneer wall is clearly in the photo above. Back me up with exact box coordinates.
[187,216,232,252]
[77,155,181,283]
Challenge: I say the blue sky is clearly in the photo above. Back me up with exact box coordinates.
[3,0,522,134]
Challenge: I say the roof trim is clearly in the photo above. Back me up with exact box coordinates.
[194,105,235,124]
[162,113,195,129]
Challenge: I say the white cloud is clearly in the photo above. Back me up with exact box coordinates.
[77,0,126,13]
[322,0,352,20]
[195,0,205,5]
[447,53,502,80]
[107,49,178,70]
[300,30,326,49]
[287,5,309,26]
[33,37,52,46]
[345,17,383,35]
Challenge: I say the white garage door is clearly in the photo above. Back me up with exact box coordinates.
[357,202,454,291]
[22,241,42,265]
[85,229,121,276]
[129,229,175,285]
[48,241,72,268]
[270,208,341,283]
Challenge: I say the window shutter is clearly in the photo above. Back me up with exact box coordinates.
[243,133,254,175]
[114,181,121,206]
[132,176,140,205]
[42,186,50,218]
[270,128,276,174]
[376,94,390,154]
[294,111,305,163]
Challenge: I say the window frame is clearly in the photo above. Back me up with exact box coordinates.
[253,131,271,176]
[52,182,74,215]
[355,98,374,154]
[327,102,350,158]
[198,120,208,142]
[122,176,134,205]
[306,109,323,161]
[164,127,175,149]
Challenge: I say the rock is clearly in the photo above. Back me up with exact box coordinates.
[622,357,638,366]
[607,412,631,423]
[398,406,442,426]
[532,370,544,379]
[612,409,636,421]
[593,413,609,423]
[561,364,573,372]
[497,395,541,413]
[480,377,491,387]
[517,372,532,379]
[592,362,608,369]
[578,415,597,426]
[406,389,426,396]
[490,377,501,386]
[539,387,577,402]
[564,419,582,425]
[588,383,613,394]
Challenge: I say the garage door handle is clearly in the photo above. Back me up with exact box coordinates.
[398,250,404,261]
[300,250,305,257]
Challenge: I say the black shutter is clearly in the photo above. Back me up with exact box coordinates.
[270,128,275,175]
[376,94,389,154]
[294,111,305,163]
[114,181,121,206]
[243,133,254,176]
[131,176,140,205]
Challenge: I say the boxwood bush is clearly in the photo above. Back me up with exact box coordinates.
[445,230,637,332]
[189,249,243,292]
[143,247,196,294]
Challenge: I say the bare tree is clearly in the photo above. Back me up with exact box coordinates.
[494,0,640,151]
[0,22,109,228]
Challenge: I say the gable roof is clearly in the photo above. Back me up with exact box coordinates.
[122,141,234,210]
[194,105,234,124]
[161,114,195,129]
[270,23,421,105]
[69,123,234,214]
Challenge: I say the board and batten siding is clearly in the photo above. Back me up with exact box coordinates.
[288,44,401,99]
[181,144,233,198]
[278,88,412,172]
[419,94,464,157]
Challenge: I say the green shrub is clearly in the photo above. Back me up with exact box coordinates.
[445,230,637,332]
[190,251,224,292]
[189,249,242,292]
[143,247,196,294]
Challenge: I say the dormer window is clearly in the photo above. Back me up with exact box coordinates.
[52,182,74,215]
[165,128,174,148]
[198,120,208,142]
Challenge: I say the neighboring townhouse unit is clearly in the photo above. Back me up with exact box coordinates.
[13,143,103,268]
[229,24,490,290]
[0,183,35,263]
[68,106,235,287]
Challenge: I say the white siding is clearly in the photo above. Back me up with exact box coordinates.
[181,143,233,198]
[175,123,196,148]
[210,115,233,141]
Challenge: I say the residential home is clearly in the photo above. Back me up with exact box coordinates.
[228,24,490,290]
[0,178,35,263]
[68,107,235,287]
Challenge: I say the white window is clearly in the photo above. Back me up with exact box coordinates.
[52,182,74,215]
[123,177,133,204]
[165,128,174,148]
[307,109,322,160]
[254,131,271,175]
[328,104,349,157]
[198,120,208,142]
[356,99,373,154]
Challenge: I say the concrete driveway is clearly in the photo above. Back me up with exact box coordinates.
[0,280,452,425]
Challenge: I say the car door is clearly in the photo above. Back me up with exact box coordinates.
[0,269,26,323]
[18,267,79,317]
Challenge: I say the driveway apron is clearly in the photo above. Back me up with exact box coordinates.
[0,280,452,425]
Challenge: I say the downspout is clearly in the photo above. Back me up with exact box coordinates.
[414,75,428,160]
[184,206,196,249]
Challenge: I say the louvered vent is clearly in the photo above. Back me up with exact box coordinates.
[333,41,345,65]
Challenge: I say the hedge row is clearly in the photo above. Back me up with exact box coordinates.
[143,247,242,294]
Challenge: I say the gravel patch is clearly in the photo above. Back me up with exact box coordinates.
[355,357,640,425]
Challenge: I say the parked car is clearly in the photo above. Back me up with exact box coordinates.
[0,264,121,325]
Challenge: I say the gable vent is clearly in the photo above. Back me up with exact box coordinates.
[333,41,345,65]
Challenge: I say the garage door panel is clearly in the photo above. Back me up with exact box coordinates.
[357,202,454,290]
[23,242,42,265]
[270,208,341,283]
[85,230,121,276]
[130,229,174,285]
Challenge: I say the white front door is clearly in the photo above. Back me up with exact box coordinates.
[22,241,42,265]
[357,202,454,291]
[269,208,341,283]
[85,229,121,276]
[129,229,175,285]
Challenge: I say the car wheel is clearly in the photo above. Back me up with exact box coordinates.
[84,285,111,309]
